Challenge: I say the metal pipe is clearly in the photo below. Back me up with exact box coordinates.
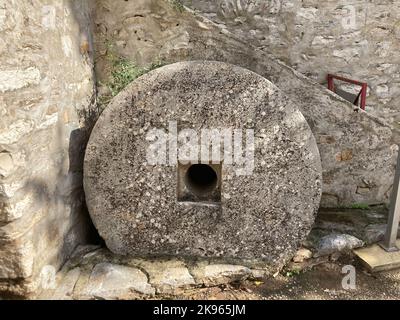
[360,83,368,110]
[380,149,400,252]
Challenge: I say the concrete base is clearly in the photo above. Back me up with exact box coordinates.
[354,240,400,272]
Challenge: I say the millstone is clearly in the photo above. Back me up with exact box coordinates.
[84,61,322,270]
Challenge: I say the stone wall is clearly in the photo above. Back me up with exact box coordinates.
[0,0,97,297]
[182,0,400,127]
[93,0,399,208]
[1,0,399,298]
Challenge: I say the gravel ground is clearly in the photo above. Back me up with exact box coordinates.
[174,257,400,300]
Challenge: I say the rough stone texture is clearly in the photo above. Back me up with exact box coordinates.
[38,231,379,301]
[191,264,252,286]
[2,0,400,299]
[38,207,394,300]
[84,61,322,270]
[81,263,155,299]
[38,246,266,299]
[314,234,365,257]
[364,224,400,244]
[305,206,399,249]
[147,266,195,294]
[292,248,313,263]
[50,268,81,300]
[182,0,400,127]
[130,259,196,294]
[93,0,399,208]
[0,0,97,297]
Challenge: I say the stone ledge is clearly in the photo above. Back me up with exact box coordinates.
[38,246,271,300]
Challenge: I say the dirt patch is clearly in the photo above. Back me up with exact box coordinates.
[171,257,400,300]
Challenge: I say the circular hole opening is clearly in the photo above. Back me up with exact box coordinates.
[185,164,218,196]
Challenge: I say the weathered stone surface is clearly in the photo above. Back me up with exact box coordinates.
[131,259,196,294]
[40,233,380,300]
[85,61,322,268]
[0,0,96,297]
[3,0,400,299]
[37,246,267,299]
[82,263,155,299]
[314,234,364,257]
[0,68,41,93]
[182,0,400,126]
[94,0,399,208]
[150,267,195,294]
[364,224,400,244]
[293,248,313,263]
[191,263,252,286]
[0,238,34,279]
[305,207,394,248]
[48,268,81,300]
[171,22,399,208]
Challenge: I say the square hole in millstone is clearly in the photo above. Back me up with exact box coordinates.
[177,162,222,204]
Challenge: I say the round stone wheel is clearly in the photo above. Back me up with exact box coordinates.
[84,61,322,271]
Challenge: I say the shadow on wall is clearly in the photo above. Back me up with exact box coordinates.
[69,0,106,135]
[23,0,103,274]
[68,0,95,57]
[66,0,106,247]
[67,0,103,243]
[20,115,101,276]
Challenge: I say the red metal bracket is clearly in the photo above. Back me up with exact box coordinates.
[327,74,368,110]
